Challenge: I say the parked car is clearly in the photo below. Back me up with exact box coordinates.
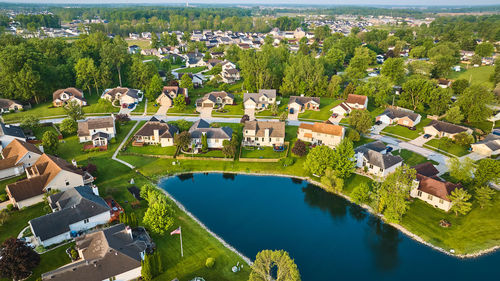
[386,146,393,153]
[375,120,382,125]
[423,134,432,139]
[408,126,416,131]
[331,113,338,118]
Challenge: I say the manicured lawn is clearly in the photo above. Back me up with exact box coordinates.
[466,121,493,134]
[298,98,342,121]
[0,203,46,243]
[447,65,494,89]
[425,138,470,157]
[176,66,207,74]
[181,149,226,158]
[26,243,74,281]
[392,149,437,166]
[126,145,178,156]
[353,135,374,147]
[32,124,60,139]
[240,146,287,159]
[381,118,432,140]
[343,173,373,195]
[125,39,151,49]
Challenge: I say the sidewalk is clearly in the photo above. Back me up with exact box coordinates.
[112,121,139,169]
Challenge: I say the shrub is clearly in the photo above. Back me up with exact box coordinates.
[280,157,296,167]
[347,129,360,142]
[205,257,215,268]
[0,194,7,202]
[70,248,78,260]
[240,114,250,124]
[84,163,97,175]
[115,114,130,122]
[292,140,307,157]
[110,138,117,144]
[6,204,13,211]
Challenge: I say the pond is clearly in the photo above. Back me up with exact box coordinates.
[159,173,499,281]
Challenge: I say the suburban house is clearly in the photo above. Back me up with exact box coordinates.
[6,154,91,208]
[52,88,87,107]
[29,185,110,247]
[410,162,460,212]
[471,134,500,156]
[376,107,422,127]
[423,120,473,139]
[206,58,223,69]
[330,102,353,116]
[101,87,143,106]
[188,119,233,149]
[133,117,178,147]
[156,86,188,108]
[41,224,151,281]
[288,96,320,113]
[77,116,116,147]
[243,121,286,147]
[0,139,42,180]
[0,99,23,113]
[345,94,368,109]
[355,141,403,177]
[243,89,277,111]
[221,68,241,84]
[0,122,26,148]
[196,91,234,109]
[298,122,345,148]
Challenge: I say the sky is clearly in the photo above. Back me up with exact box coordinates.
[2,0,500,6]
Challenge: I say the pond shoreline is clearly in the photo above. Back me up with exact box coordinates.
[154,170,499,260]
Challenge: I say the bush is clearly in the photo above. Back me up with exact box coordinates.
[0,194,7,202]
[70,248,78,260]
[110,138,117,144]
[280,157,296,167]
[6,204,13,211]
[205,257,215,268]
[292,140,307,157]
[346,129,360,142]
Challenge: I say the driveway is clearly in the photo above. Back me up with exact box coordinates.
[288,110,299,121]
[156,105,169,116]
[244,108,256,120]
[409,134,434,147]
[328,115,343,124]
[371,123,388,134]
[0,200,10,210]
[198,107,212,118]
[460,152,487,162]
[119,107,132,115]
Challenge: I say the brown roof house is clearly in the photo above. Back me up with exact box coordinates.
[101,87,143,106]
[376,107,422,127]
[196,91,234,109]
[0,139,42,180]
[0,98,23,113]
[423,120,473,139]
[52,88,87,107]
[298,122,345,149]
[243,89,277,111]
[156,86,188,108]
[42,224,152,281]
[410,162,461,212]
[243,121,285,147]
[5,154,92,208]
[133,117,178,147]
[288,96,320,114]
[78,116,116,147]
[330,94,369,116]
[355,141,403,177]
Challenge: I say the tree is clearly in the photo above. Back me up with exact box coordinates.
[150,32,160,49]
[60,118,77,135]
[141,253,154,281]
[454,132,474,146]
[350,182,371,204]
[342,82,356,98]
[332,139,356,179]
[475,42,494,57]
[179,73,194,90]
[327,75,342,98]
[451,79,469,96]
[377,166,416,223]
[101,36,128,86]
[222,139,237,158]
[427,87,452,116]
[249,250,301,281]
[445,106,464,124]
[447,157,475,184]
[292,139,307,157]
[456,84,495,122]
[428,42,459,77]
[20,115,40,130]
[143,197,174,235]
[321,168,344,193]
[475,186,495,209]
[278,111,288,122]
[64,99,84,121]
[303,145,335,176]
[400,76,435,111]
[355,76,393,107]
[449,188,472,216]
[0,238,40,281]
[146,74,163,100]
[42,131,59,154]
[409,46,427,58]
[201,133,208,152]
[174,131,191,150]
[75,57,98,95]
[470,54,482,66]
[321,48,345,77]
[474,158,500,187]
[130,59,157,90]
[381,57,405,84]
[346,128,360,142]
[345,46,375,82]
[348,109,373,134]
[173,94,186,111]
[280,54,328,97]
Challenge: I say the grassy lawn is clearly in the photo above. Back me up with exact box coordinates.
[176,66,207,73]
[447,65,494,89]
[402,193,500,254]
[240,146,287,159]
[32,124,60,139]
[25,244,74,281]
[125,39,151,49]
[392,149,438,166]
[298,98,342,121]
[353,135,374,147]
[181,149,226,158]
[466,120,493,134]
[0,203,46,243]
[425,138,470,157]
[381,118,432,140]
[126,145,178,156]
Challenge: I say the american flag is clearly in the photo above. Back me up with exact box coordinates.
[170,227,181,235]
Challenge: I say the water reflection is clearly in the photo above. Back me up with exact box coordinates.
[366,217,401,271]
[177,173,194,181]
[222,173,236,180]
[291,178,303,185]
[349,204,367,222]
[302,184,347,220]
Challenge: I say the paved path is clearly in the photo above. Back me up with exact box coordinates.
[0,200,10,210]
[143,98,148,116]
[409,134,433,146]
[112,121,140,169]
[156,105,169,116]
[244,108,255,120]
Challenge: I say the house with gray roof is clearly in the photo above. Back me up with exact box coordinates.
[133,117,178,147]
[195,91,234,109]
[42,224,151,281]
[376,107,422,127]
[78,116,116,147]
[288,96,320,113]
[0,98,23,113]
[0,122,26,148]
[101,87,143,106]
[29,185,110,247]
[189,119,232,149]
[243,89,277,111]
[355,141,403,177]
[471,134,500,157]
[423,120,472,139]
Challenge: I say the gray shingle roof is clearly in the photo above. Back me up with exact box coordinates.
[0,122,26,139]
[365,150,403,169]
[426,120,469,134]
[380,108,420,122]
[189,119,232,139]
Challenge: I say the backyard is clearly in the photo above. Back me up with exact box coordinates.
[175,66,207,73]
[240,145,288,159]
[298,98,343,121]
[447,65,494,89]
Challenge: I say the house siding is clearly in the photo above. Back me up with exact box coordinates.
[45,171,84,193]
[410,188,452,211]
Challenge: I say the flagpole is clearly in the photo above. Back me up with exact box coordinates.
[180,226,184,258]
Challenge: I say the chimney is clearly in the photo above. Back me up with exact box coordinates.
[153,129,159,142]
[125,226,133,239]
[91,184,99,196]
[264,128,270,139]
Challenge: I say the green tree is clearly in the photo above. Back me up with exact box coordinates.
[456,84,495,122]
[174,131,191,150]
[400,76,435,111]
[345,46,375,82]
[150,32,160,49]
[141,254,153,281]
[303,145,335,176]
[143,197,174,235]
[350,182,371,204]
[475,42,494,57]
[101,36,128,86]
[409,46,427,58]
[348,109,373,134]
[428,42,459,77]
[332,139,356,178]
[20,115,40,130]
[470,54,482,66]
[454,132,474,146]
[249,250,301,281]
[427,87,452,116]
[449,188,472,216]
[42,131,59,154]
[201,133,208,152]
[60,118,78,136]
[447,157,475,184]
[321,168,344,193]
[381,57,405,84]
[445,106,464,124]
[321,48,345,77]
[475,186,495,209]
[280,53,328,97]
[129,59,157,90]
[173,94,186,111]
[378,166,416,223]
[75,57,98,95]
[179,73,194,90]
[451,79,469,96]
[354,76,393,107]
[222,139,236,158]
[146,74,163,100]
[327,75,342,98]
[474,159,500,187]
[64,99,84,121]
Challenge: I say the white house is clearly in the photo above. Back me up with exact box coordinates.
[133,117,178,147]
[29,185,110,247]
[470,134,500,157]
[345,94,368,109]
[77,116,116,147]
[243,89,277,110]
[354,141,403,177]
[101,87,143,106]
[243,121,286,147]
[0,139,42,180]
[376,107,422,127]
[188,119,233,149]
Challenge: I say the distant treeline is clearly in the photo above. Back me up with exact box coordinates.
[15,14,60,29]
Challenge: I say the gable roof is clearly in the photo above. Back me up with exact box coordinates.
[416,174,460,202]
[244,121,286,138]
[134,117,178,139]
[355,140,387,153]
[299,122,344,137]
[78,116,114,137]
[412,162,440,178]
[380,108,421,122]
[472,134,500,151]
[0,123,26,139]
[364,150,403,169]
[346,94,368,105]
[6,173,50,201]
[189,119,232,139]
[53,88,84,101]
[289,96,320,106]
[30,186,110,241]
[425,120,469,134]
[1,139,42,164]
[0,99,22,109]
[103,88,139,100]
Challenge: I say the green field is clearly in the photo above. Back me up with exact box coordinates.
[176,66,207,74]
[425,138,470,157]
[125,39,151,50]
[447,65,494,89]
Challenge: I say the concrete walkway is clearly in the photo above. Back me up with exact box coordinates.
[112,121,140,169]
[143,98,148,116]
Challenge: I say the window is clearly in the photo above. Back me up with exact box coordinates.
[66,181,70,186]
[439,199,444,204]
[427,194,433,200]
[84,219,89,223]
[417,191,422,197]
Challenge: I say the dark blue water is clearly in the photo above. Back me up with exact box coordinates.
[159,173,499,281]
